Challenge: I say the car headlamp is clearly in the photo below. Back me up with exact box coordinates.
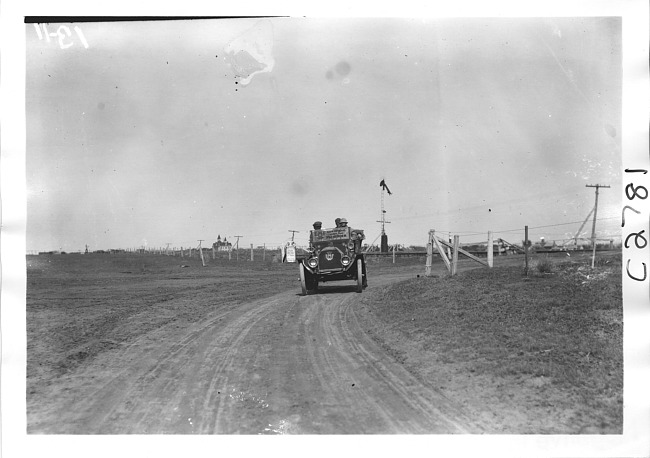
[341,256,351,266]
[308,258,318,268]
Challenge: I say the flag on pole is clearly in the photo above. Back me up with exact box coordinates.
[380,179,392,195]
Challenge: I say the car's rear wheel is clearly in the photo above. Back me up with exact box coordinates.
[356,259,363,293]
[299,263,308,296]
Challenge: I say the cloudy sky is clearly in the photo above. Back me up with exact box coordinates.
[26,16,622,252]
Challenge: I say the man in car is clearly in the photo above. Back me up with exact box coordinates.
[340,218,367,287]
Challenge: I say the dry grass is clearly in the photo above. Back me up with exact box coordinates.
[533,256,555,274]
[27,253,299,380]
[359,252,623,433]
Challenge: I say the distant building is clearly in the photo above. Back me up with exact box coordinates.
[213,235,233,252]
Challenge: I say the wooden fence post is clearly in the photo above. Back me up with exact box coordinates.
[425,230,433,277]
[524,225,529,276]
[487,231,493,268]
[251,244,254,261]
[199,247,206,267]
[392,244,396,264]
[452,235,459,276]
[263,243,266,262]
[431,230,451,272]
[212,246,216,260]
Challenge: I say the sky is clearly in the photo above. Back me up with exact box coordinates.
[25,16,623,252]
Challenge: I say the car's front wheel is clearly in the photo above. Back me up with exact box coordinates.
[299,263,308,296]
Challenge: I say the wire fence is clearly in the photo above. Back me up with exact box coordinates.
[29,215,622,257]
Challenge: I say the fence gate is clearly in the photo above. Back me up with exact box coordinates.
[425,230,492,277]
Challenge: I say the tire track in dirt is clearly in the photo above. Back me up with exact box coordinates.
[29,269,481,434]
[339,300,482,432]
[86,295,280,433]
[195,278,482,434]
[192,295,288,434]
[299,289,479,433]
[33,296,233,433]
[302,296,404,431]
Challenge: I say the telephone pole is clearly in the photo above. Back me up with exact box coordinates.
[586,184,610,268]
[288,230,299,242]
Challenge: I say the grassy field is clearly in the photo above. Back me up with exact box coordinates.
[356,252,623,433]
[26,254,299,384]
[27,250,622,434]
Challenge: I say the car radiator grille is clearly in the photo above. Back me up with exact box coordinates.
[318,250,342,271]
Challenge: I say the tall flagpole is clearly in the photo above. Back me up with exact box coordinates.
[377,179,391,252]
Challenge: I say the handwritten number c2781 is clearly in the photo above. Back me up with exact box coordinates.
[623,171,648,282]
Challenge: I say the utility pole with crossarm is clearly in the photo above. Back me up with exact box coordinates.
[586,184,610,268]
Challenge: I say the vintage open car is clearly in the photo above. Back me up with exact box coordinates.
[299,226,367,295]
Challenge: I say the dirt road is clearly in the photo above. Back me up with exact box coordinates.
[28,267,482,434]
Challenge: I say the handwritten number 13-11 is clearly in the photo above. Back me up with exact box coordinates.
[34,23,89,49]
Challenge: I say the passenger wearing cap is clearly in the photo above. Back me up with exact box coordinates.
[334,218,341,228]
[339,218,348,227]
[311,221,323,243]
